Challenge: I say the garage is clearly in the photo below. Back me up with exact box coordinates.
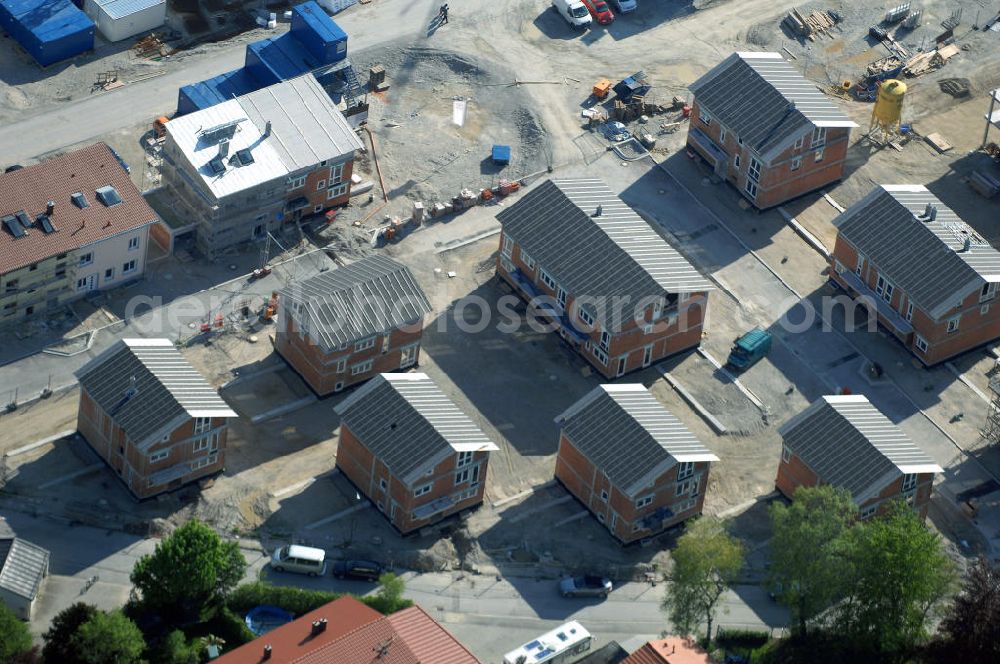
[83,0,165,43]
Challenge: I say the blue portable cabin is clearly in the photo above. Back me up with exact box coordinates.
[0,0,94,66]
[245,32,320,87]
[176,68,260,115]
[291,1,346,65]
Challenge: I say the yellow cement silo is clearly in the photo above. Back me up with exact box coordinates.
[870,79,906,137]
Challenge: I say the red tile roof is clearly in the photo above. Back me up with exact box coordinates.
[214,597,483,664]
[0,143,157,276]
[623,638,716,664]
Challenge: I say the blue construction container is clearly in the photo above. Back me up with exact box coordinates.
[245,34,317,86]
[0,0,94,66]
[291,1,347,64]
[177,69,260,115]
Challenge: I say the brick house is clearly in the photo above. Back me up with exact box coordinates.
[75,338,237,499]
[275,254,432,395]
[554,384,719,543]
[495,178,713,379]
[776,394,942,519]
[687,52,857,209]
[215,595,481,663]
[0,143,157,325]
[829,184,1000,365]
[160,73,363,257]
[622,637,717,664]
[334,373,499,534]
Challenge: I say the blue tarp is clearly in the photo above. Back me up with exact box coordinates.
[0,0,94,66]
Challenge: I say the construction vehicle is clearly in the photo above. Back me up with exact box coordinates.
[726,328,773,371]
[153,116,169,139]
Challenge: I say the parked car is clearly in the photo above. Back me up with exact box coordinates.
[726,327,772,371]
[559,575,613,598]
[552,0,593,27]
[270,544,326,577]
[581,0,614,24]
[608,0,637,13]
[332,559,385,581]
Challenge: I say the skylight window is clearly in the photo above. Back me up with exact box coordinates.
[95,185,122,207]
[71,192,89,208]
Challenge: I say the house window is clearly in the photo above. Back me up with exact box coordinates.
[28,263,37,271]
[79,253,93,267]
[982,304,990,315]
[351,359,374,375]
[334,358,346,373]
[593,346,609,365]
[981,282,997,302]
[860,504,877,520]
[636,495,653,508]
[455,468,470,485]
[286,175,306,190]
[415,484,432,497]
[814,149,825,162]
[597,513,605,523]
[520,250,535,270]
[902,473,917,492]
[329,162,345,184]
[327,183,349,199]
[194,417,212,434]
[600,489,609,502]
[105,268,115,281]
[748,157,761,182]
[700,110,712,125]
[355,336,376,351]
[677,462,694,480]
[947,315,960,333]
[122,260,137,274]
[579,307,594,326]
[191,453,218,471]
[915,335,929,353]
[379,478,387,491]
[905,302,913,322]
[811,127,826,147]
[128,237,139,251]
[719,127,727,143]
[557,287,567,309]
[3,303,16,316]
[676,480,691,497]
[875,275,893,302]
[314,204,323,213]
[790,157,801,171]
[782,445,791,463]
[600,330,610,350]
[5,279,17,293]
[737,135,743,146]
[193,436,209,452]
[734,153,741,169]
[539,269,557,291]
[457,451,473,467]
[744,180,758,199]
[679,292,691,303]
[855,253,865,276]
[794,136,804,150]
[502,236,513,258]
[149,450,169,464]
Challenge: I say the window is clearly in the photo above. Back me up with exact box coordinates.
[122,259,137,274]
[71,192,89,208]
[790,157,801,171]
[351,359,374,375]
[748,157,761,182]
[415,484,432,497]
[79,253,93,267]
[677,462,694,480]
[379,478,387,491]
[149,450,169,464]
[327,183,349,199]
[981,282,998,302]
[104,268,115,280]
[194,417,211,434]
[811,127,826,147]
[700,110,712,125]
[317,180,326,191]
[676,480,692,497]
[794,136,804,150]
[734,153,741,169]
[593,346,608,365]
[875,275,893,302]
[744,180,758,199]
[540,269,557,291]
[679,292,691,303]
[5,279,17,293]
[600,489,609,502]
[737,135,743,146]
[636,495,653,508]
[520,249,535,270]
[600,330,610,350]
[335,358,347,373]
[782,445,791,462]
[128,237,139,251]
[902,473,917,491]
[860,505,877,520]
[95,185,122,207]
[557,287,567,309]
[947,315,960,333]
[855,253,865,276]
[3,303,15,316]
[982,304,991,315]
[286,175,306,190]
[915,335,929,353]
[193,436,209,452]
[329,162,345,184]
[719,127,727,143]
[355,336,376,351]
[502,236,513,258]
[579,307,594,326]
[191,453,218,471]
[906,302,914,322]
[76,277,91,291]
[597,513,605,523]
[455,468,470,485]
[28,263,37,271]
[457,451,473,467]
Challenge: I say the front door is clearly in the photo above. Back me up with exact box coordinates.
[400,344,417,368]
[642,344,653,368]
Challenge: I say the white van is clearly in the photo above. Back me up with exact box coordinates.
[270,544,327,577]
[552,0,592,28]
[609,0,637,13]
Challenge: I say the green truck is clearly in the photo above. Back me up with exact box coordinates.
[726,327,772,371]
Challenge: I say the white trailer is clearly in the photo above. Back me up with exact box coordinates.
[84,0,166,43]
[503,621,593,664]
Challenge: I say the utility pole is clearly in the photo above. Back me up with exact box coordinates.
[983,89,999,148]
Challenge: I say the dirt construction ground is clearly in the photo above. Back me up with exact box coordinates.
[3,0,1000,579]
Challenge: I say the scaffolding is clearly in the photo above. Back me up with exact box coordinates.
[982,370,1000,443]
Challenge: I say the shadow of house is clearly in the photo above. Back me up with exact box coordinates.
[925,150,1000,243]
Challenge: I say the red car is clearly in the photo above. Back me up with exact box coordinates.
[582,0,614,24]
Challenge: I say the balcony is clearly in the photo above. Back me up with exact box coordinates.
[508,268,589,345]
[837,270,913,335]
[688,127,728,168]
[412,494,456,521]
[638,506,675,530]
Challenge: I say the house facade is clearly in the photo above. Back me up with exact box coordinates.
[555,385,719,544]
[495,178,713,379]
[0,143,156,325]
[334,373,499,534]
[829,184,1000,365]
[687,52,857,209]
[776,394,942,519]
[161,73,363,257]
[276,254,432,395]
[75,338,237,499]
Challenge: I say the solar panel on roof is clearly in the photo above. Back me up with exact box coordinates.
[235,148,255,165]
[199,118,246,145]
[36,214,56,234]
[2,216,26,239]
[208,157,226,175]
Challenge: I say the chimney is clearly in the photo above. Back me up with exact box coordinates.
[311,618,327,636]
[262,644,272,661]
[218,140,230,159]
[46,200,55,216]
[593,204,603,217]
[264,120,272,138]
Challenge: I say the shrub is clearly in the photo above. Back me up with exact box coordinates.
[228,582,341,617]
[715,627,771,650]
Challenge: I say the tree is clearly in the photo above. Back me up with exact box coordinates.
[662,516,744,642]
[152,630,201,664]
[69,610,146,664]
[834,501,957,656]
[42,602,99,664]
[0,604,33,662]
[937,556,1000,662]
[768,485,857,635]
[130,520,245,621]
[373,572,406,612]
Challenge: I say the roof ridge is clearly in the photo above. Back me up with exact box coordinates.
[389,604,482,663]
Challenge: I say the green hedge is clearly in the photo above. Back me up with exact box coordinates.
[227,582,412,619]
[716,628,771,650]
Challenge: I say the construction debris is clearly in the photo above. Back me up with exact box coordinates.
[903,44,960,77]
[939,77,971,98]
[883,3,910,25]
[133,33,173,59]
[924,132,953,153]
[92,70,122,92]
[783,8,840,40]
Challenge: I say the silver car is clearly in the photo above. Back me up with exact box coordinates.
[559,575,612,598]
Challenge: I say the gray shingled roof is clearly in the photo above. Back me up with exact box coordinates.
[496,178,712,325]
[334,373,498,485]
[281,255,432,351]
[75,339,236,449]
[0,537,49,601]
[690,52,856,160]
[779,395,942,502]
[555,385,718,497]
[834,185,1000,320]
